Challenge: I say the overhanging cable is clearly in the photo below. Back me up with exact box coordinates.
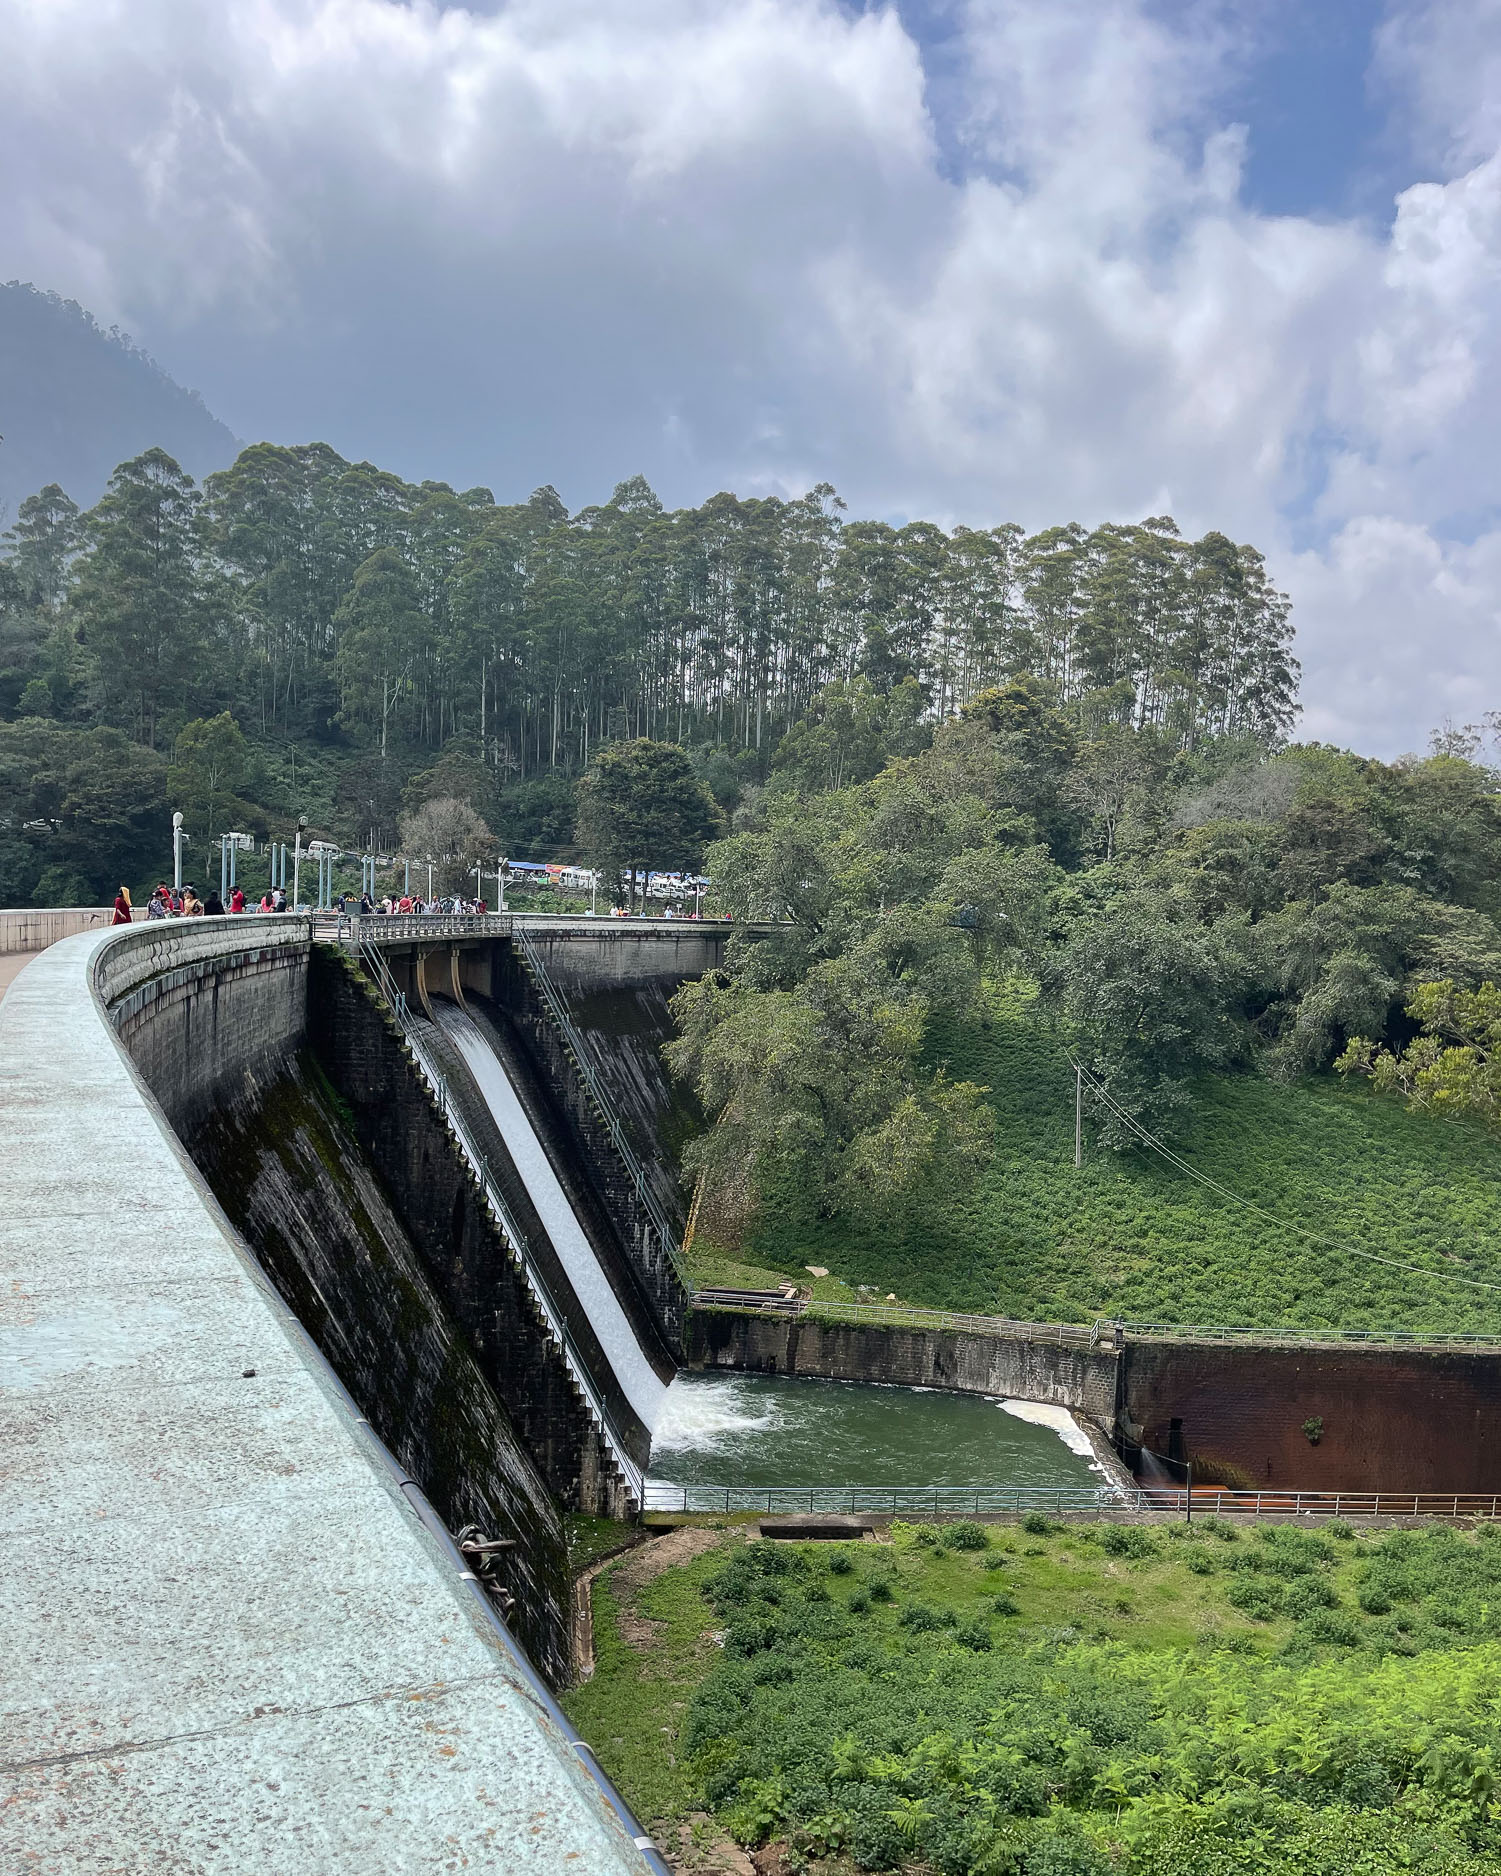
[1069,1054,1501,1295]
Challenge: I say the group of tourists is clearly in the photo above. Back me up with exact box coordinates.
[333,892,488,916]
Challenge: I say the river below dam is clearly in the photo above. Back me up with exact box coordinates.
[646,1372,1106,1498]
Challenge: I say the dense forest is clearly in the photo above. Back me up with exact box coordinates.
[0,441,1295,899]
[8,439,1501,1317]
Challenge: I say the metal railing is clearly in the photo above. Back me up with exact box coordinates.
[353,936,645,1504]
[1119,1320,1501,1350]
[642,1483,1140,1515]
[1140,1488,1501,1519]
[644,1481,1501,1520]
[511,924,692,1287]
[692,1293,1108,1347]
[316,912,514,943]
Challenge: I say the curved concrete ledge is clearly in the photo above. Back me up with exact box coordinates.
[0,926,654,1874]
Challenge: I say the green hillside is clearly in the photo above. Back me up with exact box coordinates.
[699,983,1501,1336]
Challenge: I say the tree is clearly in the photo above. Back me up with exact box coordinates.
[398,796,495,896]
[167,713,260,844]
[1339,980,1501,1124]
[0,719,168,903]
[71,450,206,748]
[334,546,425,758]
[574,738,723,909]
[1044,894,1249,1143]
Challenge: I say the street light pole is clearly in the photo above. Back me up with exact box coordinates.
[498,857,506,913]
[292,818,306,909]
[172,812,186,891]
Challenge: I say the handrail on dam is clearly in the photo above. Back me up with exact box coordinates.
[510,923,693,1289]
[353,935,646,1504]
[691,1290,1111,1347]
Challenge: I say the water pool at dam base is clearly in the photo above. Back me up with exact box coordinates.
[646,1371,1105,1495]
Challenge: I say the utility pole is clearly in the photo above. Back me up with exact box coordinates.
[1074,1065,1083,1170]
[497,857,506,913]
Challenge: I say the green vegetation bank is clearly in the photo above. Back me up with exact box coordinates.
[567,1519,1501,1875]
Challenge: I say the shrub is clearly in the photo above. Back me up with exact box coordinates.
[1199,1517,1239,1542]
[1358,1585,1392,1615]
[1326,1519,1356,1541]
[1101,1525,1157,1559]
[1184,1550,1216,1576]
[992,1591,1021,1617]
[826,1547,854,1575]
[1284,1576,1338,1616]
[1023,1512,1058,1536]
[899,1601,955,1633]
[869,1578,894,1603]
[1227,1578,1284,1621]
[946,1520,990,1551]
[1297,1609,1361,1647]
[956,1619,993,1651]
[847,1588,870,1614]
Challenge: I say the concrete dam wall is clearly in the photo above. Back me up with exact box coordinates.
[1,919,658,1872]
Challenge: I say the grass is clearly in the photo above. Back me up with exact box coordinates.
[695,980,1501,1335]
[567,1519,1501,1873]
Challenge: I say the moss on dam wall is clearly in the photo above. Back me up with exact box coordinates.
[190,1047,574,1681]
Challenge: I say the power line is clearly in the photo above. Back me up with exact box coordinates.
[1069,1055,1501,1295]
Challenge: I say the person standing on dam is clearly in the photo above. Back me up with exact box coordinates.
[110,886,132,925]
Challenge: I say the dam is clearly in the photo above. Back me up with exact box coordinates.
[7,907,1501,1870]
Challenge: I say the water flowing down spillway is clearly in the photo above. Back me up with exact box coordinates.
[648,1372,1105,1491]
[433,1002,670,1430]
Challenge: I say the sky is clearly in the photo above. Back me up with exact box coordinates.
[2,0,1499,757]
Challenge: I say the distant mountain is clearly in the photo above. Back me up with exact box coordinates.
[0,281,241,519]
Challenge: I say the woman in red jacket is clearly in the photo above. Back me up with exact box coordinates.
[111,886,132,925]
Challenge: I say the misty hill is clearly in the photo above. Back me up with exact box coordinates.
[0,281,240,520]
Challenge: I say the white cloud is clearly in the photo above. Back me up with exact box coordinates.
[0,0,1498,754]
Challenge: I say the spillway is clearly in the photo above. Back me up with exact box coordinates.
[434,1001,670,1431]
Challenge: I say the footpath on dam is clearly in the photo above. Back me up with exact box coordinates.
[0,922,660,1875]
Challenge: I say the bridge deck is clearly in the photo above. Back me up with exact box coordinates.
[0,930,652,1874]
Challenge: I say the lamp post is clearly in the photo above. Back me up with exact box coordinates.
[497,857,506,913]
[172,811,187,891]
[292,817,306,909]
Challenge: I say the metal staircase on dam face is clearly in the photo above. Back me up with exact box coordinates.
[508,925,693,1293]
[351,934,647,1506]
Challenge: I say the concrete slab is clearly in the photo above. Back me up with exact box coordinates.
[0,931,654,1874]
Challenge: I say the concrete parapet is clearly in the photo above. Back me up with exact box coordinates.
[687,1307,1121,1420]
[0,904,130,953]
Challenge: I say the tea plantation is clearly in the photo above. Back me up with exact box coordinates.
[696,982,1501,1335]
[566,1518,1501,1874]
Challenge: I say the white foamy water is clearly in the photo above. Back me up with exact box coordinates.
[649,1373,784,1453]
[435,1003,669,1428]
[999,1399,1102,1464]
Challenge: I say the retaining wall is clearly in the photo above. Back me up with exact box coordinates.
[687,1308,1121,1420]
[1123,1339,1501,1492]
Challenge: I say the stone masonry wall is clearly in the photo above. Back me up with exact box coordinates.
[687,1308,1121,1421]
